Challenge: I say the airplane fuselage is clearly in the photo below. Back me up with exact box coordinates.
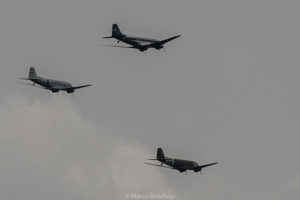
[159,157,198,172]
[30,76,73,93]
[114,35,163,51]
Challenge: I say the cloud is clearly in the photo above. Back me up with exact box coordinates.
[0,94,176,200]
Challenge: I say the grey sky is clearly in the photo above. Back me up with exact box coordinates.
[0,0,300,199]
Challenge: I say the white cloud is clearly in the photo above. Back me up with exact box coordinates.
[0,94,176,200]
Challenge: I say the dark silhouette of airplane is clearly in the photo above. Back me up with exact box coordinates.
[103,24,181,52]
[19,67,91,93]
[145,148,218,173]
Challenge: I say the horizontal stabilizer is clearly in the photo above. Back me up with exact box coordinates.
[103,36,114,39]
[20,78,39,80]
[144,163,175,170]
[147,159,158,160]
[16,81,48,90]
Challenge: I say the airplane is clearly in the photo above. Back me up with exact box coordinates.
[145,148,218,173]
[19,67,92,93]
[103,24,181,52]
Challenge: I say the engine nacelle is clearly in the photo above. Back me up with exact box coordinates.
[67,89,75,93]
[46,80,52,89]
[51,89,59,93]
[194,167,202,172]
[139,47,148,52]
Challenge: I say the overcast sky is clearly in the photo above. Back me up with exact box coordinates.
[0,0,300,199]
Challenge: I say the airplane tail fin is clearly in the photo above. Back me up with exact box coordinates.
[112,24,123,37]
[28,67,37,79]
[156,148,165,160]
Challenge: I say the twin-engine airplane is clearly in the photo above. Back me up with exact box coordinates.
[19,67,92,93]
[103,24,181,52]
[145,148,218,173]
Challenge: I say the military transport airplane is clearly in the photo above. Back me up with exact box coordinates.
[103,24,181,52]
[145,148,218,173]
[19,67,92,93]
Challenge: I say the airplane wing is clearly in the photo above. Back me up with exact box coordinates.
[69,84,92,90]
[126,36,158,43]
[144,162,176,170]
[193,162,218,173]
[198,162,218,169]
[138,35,180,49]
[157,35,181,45]
[102,45,137,49]
[17,81,49,90]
